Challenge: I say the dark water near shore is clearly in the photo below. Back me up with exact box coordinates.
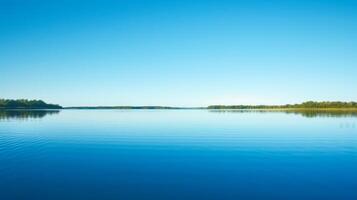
[0,110,356,200]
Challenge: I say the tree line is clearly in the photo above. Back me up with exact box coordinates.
[207,101,357,109]
[0,99,62,109]
[2,99,356,110]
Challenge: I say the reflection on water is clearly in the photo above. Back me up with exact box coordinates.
[1,109,356,120]
[209,109,357,118]
[0,110,60,120]
[0,109,356,200]
[285,110,357,118]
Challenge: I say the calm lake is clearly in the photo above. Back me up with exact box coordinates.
[0,110,356,199]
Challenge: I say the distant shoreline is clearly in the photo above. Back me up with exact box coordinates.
[4,108,357,111]
[64,106,204,110]
[208,108,357,111]
[2,99,357,110]
[66,101,357,110]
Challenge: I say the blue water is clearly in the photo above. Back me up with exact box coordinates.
[0,110,356,200]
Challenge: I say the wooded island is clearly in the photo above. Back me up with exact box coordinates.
[0,99,62,109]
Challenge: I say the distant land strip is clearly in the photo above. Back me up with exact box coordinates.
[207,101,357,110]
[64,106,201,109]
[0,99,62,109]
[1,99,357,110]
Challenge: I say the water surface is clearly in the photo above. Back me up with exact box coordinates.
[0,110,356,199]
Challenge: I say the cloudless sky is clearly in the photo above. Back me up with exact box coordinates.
[1,0,357,106]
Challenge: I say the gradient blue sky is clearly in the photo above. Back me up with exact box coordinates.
[1,0,357,106]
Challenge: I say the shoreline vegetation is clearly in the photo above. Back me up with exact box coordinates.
[0,99,62,109]
[1,99,357,111]
[207,101,357,110]
[1,99,357,119]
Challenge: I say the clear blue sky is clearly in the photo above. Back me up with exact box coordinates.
[1,0,357,106]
